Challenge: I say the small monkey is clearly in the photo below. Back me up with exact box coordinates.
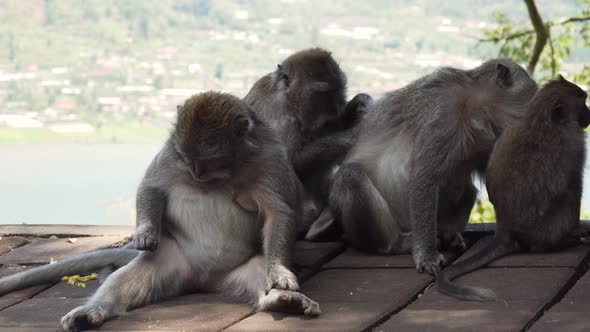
[244,48,372,238]
[0,92,320,331]
[329,59,538,273]
[437,76,590,301]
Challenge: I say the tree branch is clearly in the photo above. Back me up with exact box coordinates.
[524,0,547,74]
[547,25,556,76]
[480,30,534,43]
[557,16,590,25]
[479,0,590,77]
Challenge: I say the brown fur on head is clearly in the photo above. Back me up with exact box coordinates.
[277,48,348,133]
[176,91,242,138]
[527,75,590,128]
[172,91,265,184]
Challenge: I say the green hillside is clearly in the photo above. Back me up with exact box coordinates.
[0,0,586,143]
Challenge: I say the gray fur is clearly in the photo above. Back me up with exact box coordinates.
[244,48,371,239]
[0,92,320,331]
[330,59,538,274]
[437,76,589,301]
[0,248,138,295]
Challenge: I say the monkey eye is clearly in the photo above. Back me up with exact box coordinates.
[282,73,289,86]
[234,117,252,137]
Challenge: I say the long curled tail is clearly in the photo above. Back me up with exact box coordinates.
[0,247,139,296]
[436,234,520,302]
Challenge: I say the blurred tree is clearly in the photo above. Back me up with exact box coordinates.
[480,0,590,83]
[153,75,164,90]
[215,63,223,80]
[139,16,150,39]
[44,0,54,26]
[8,32,15,63]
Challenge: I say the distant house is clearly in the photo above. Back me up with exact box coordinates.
[97,97,122,113]
[52,99,77,112]
[0,114,43,129]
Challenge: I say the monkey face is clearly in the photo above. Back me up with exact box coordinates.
[536,77,590,129]
[173,92,260,185]
[275,49,347,135]
[579,104,590,128]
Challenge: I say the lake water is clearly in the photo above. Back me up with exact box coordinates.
[0,144,161,225]
[1,142,590,225]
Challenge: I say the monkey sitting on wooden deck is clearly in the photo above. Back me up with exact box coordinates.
[0,92,320,331]
[243,48,373,239]
[329,59,538,274]
[437,75,590,301]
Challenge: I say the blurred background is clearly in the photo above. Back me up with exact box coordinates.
[0,0,589,225]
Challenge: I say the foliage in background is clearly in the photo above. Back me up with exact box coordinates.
[469,0,590,225]
[480,0,590,84]
[469,199,590,223]
[469,199,496,224]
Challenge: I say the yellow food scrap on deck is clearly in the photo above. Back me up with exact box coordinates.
[61,273,98,288]
[66,238,78,243]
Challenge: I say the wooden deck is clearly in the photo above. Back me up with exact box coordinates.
[0,223,588,332]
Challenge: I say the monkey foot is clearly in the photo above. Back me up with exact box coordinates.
[61,304,107,332]
[266,264,300,292]
[414,251,447,275]
[260,289,321,317]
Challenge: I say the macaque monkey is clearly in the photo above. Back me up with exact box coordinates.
[0,92,320,331]
[244,48,372,239]
[329,59,538,273]
[437,76,589,301]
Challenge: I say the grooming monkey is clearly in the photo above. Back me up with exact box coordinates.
[244,48,372,238]
[329,59,538,273]
[0,92,320,331]
[437,76,589,301]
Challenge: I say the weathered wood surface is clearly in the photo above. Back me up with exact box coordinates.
[0,224,587,331]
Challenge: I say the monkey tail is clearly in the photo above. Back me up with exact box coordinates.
[0,247,139,296]
[436,234,520,302]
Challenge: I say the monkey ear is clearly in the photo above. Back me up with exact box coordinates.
[176,105,183,113]
[310,81,331,92]
[277,64,283,72]
[557,74,566,82]
[234,116,254,137]
[495,63,513,88]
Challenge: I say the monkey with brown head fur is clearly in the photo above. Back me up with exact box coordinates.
[0,92,320,331]
[244,48,372,239]
[437,75,590,301]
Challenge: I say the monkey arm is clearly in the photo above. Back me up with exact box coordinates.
[292,130,355,175]
[408,129,461,274]
[408,174,442,273]
[134,157,167,251]
[254,159,299,291]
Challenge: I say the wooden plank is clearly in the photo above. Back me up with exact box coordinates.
[227,269,432,331]
[377,267,575,332]
[0,297,85,329]
[324,248,414,269]
[0,236,127,265]
[97,293,254,331]
[0,237,29,256]
[0,225,133,238]
[0,266,52,311]
[529,271,590,332]
[294,241,344,270]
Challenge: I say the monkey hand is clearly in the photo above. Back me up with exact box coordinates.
[266,264,300,293]
[413,249,447,275]
[134,223,159,251]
